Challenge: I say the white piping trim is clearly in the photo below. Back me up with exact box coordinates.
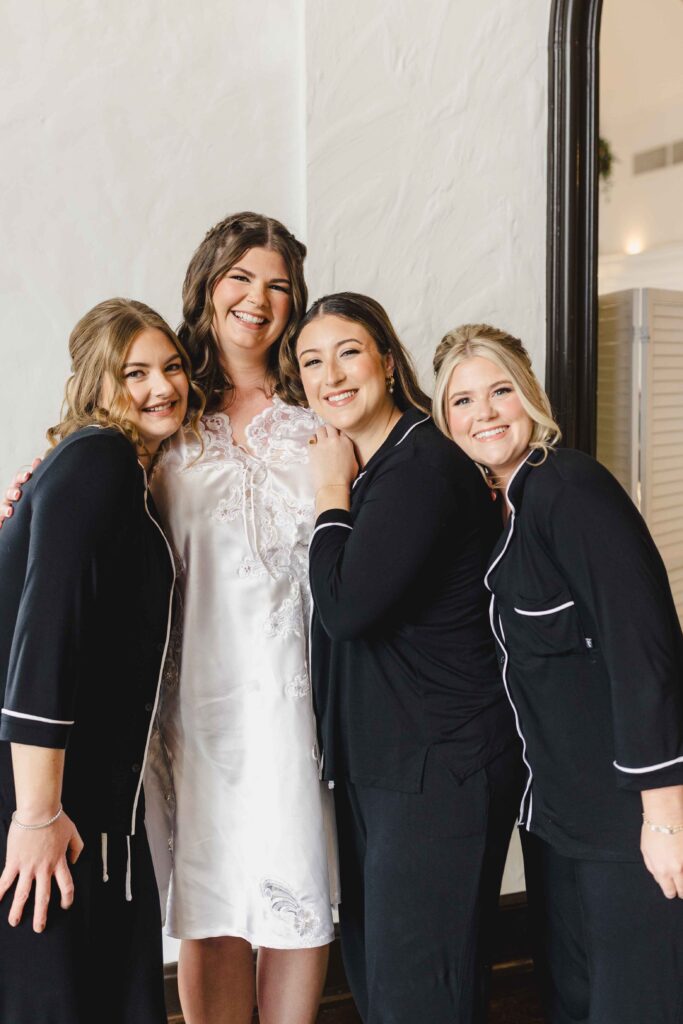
[350,415,429,488]
[492,593,534,830]
[513,601,575,617]
[129,475,176,837]
[483,451,546,829]
[1,708,74,726]
[485,503,534,829]
[614,754,683,774]
[310,521,353,543]
[485,513,516,593]
[394,415,430,447]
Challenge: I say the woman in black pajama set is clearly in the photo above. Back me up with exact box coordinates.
[284,293,523,1024]
[433,323,683,1024]
[0,298,201,1023]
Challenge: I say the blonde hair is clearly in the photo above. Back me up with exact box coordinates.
[178,212,308,411]
[432,323,561,464]
[47,297,205,458]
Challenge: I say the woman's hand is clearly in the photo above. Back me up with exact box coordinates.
[641,785,683,898]
[0,811,84,932]
[0,459,41,527]
[641,829,683,899]
[308,426,358,515]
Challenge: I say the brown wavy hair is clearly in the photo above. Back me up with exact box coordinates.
[432,323,561,460]
[47,298,204,458]
[178,212,308,412]
[283,292,431,413]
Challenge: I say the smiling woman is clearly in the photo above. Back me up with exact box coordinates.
[432,323,560,492]
[289,293,522,1024]
[145,213,338,1024]
[0,297,199,1024]
[100,330,191,463]
[432,323,683,1024]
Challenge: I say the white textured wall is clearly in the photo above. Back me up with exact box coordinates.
[305,0,550,895]
[0,0,303,482]
[305,0,550,393]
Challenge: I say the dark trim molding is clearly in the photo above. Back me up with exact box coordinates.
[546,0,603,454]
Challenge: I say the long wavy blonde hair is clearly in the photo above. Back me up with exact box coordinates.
[432,323,561,464]
[47,298,205,457]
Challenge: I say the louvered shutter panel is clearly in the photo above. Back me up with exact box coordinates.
[640,289,683,621]
[597,291,638,499]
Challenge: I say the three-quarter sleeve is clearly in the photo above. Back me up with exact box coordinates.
[0,435,138,749]
[309,452,456,641]
[543,464,683,791]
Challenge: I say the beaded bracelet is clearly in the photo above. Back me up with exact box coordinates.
[642,814,683,836]
[11,805,63,831]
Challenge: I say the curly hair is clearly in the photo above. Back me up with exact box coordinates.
[432,323,561,460]
[47,298,204,458]
[178,212,308,411]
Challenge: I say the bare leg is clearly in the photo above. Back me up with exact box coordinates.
[178,936,255,1024]
[256,944,330,1024]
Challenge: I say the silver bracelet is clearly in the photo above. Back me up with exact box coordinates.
[11,805,63,831]
[642,814,683,836]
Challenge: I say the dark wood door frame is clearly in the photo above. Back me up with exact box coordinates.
[546,0,603,454]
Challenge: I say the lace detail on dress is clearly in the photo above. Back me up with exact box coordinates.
[173,399,320,473]
[260,878,324,940]
[211,486,243,523]
[246,399,321,463]
[264,582,304,639]
[284,671,310,699]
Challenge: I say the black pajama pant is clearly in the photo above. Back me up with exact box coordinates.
[0,821,166,1024]
[335,743,524,1024]
[523,832,683,1024]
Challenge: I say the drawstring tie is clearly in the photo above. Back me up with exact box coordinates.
[100,831,133,901]
[240,463,276,579]
[125,836,132,902]
[101,833,109,883]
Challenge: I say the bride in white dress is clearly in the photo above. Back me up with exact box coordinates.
[148,213,338,1024]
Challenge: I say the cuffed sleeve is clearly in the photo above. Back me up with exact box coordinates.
[543,462,683,791]
[0,433,138,749]
[309,453,456,641]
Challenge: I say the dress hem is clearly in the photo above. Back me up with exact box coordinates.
[165,924,335,950]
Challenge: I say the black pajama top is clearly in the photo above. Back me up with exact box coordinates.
[0,426,174,1024]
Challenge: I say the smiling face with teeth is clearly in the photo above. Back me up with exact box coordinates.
[446,355,533,487]
[100,327,189,462]
[210,246,292,366]
[296,314,396,443]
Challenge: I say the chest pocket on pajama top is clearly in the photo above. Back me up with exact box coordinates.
[505,590,587,657]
